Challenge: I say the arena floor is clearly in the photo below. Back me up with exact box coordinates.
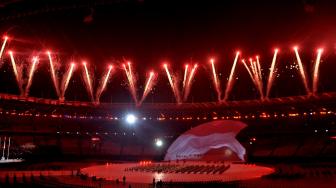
[81,162,274,183]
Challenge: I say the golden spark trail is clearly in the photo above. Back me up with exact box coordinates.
[8,51,22,94]
[47,51,60,97]
[60,63,75,100]
[182,64,189,90]
[123,63,138,104]
[127,62,136,91]
[255,58,264,99]
[293,47,310,94]
[139,71,155,105]
[256,56,262,82]
[83,62,94,101]
[242,59,256,84]
[312,48,323,94]
[266,49,279,98]
[210,58,221,101]
[223,51,240,101]
[164,64,181,103]
[25,56,39,97]
[183,64,198,101]
[0,36,8,59]
[95,65,113,102]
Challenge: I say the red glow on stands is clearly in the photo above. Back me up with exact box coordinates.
[330,136,336,140]
[91,137,100,141]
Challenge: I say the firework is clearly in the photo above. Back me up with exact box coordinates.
[139,71,156,105]
[182,64,189,92]
[8,51,23,94]
[210,58,221,101]
[47,51,60,97]
[223,51,240,101]
[60,63,75,100]
[312,48,323,94]
[95,64,113,103]
[0,36,8,59]
[183,64,198,101]
[256,56,262,82]
[242,59,256,84]
[24,56,39,97]
[243,58,264,99]
[123,62,138,104]
[82,62,94,101]
[163,63,181,103]
[266,49,279,98]
[293,46,310,94]
[255,57,264,99]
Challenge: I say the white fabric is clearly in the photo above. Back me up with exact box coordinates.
[164,120,247,161]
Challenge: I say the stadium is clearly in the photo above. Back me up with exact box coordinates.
[0,0,336,187]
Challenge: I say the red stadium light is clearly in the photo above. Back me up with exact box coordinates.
[108,64,113,69]
[82,61,87,65]
[3,35,8,40]
[293,46,298,51]
[317,48,324,53]
[274,48,279,52]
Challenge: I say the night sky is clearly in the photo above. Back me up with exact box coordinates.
[1,0,336,103]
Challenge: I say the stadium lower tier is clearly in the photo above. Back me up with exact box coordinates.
[0,114,335,161]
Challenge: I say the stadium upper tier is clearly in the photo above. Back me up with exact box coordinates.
[1,92,336,119]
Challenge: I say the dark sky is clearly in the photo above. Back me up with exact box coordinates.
[1,0,336,103]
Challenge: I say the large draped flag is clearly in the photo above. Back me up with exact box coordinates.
[164,120,247,161]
